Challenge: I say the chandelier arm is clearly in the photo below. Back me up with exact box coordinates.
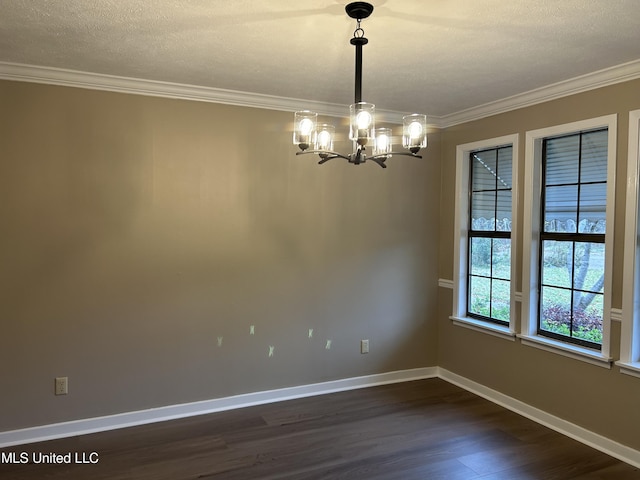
[368,157,388,168]
[369,151,423,160]
[318,156,343,165]
[296,150,350,160]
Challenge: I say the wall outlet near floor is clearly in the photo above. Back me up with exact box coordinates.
[361,339,370,354]
[55,377,68,395]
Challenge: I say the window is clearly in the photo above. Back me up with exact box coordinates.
[619,109,640,378]
[452,135,518,339]
[538,130,607,348]
[522,116,616,365]
[468,146,513,324]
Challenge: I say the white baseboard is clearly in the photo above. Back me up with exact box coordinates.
[0,367,437,448]
[3,365,639,470]
[438,367,640,469]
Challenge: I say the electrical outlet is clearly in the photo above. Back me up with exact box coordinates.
[55,377,68,395]
[361,339,370,354]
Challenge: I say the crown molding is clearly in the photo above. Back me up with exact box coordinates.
[0,61,338,112]
[1,59,639,129]
[0,61,422,126]
[439,59,640,128]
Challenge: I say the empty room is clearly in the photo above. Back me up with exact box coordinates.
[1,1,640,478]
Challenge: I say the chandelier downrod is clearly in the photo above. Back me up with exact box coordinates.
[351,34,366,103]
[347,2,372,103]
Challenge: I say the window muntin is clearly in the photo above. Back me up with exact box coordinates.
[538,129,607,349]
[467,146,513,324]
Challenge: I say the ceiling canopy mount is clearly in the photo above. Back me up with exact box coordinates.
[345,2,374,20]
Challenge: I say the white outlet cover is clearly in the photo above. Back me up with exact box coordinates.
[55,377,68,395]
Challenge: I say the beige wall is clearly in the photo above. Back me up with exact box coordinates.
[0,80,440,431]
[438,79,640,450]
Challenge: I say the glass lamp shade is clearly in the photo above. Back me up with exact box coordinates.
[402,114,427,151]
[294,111,318,150]
[373,128,392,156]
[315,124,335,151]
[349,102,375,146]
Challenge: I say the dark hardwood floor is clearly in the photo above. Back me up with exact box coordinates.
[1,378,638,479]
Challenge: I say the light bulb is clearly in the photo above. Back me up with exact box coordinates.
[299,118,314,136]
[349,103,375,145]
[315,124,335,151]
[356,111,372,129]
[408,121,423,139]
[318,130,330,144]
[317,131,331,150]
[374,127,392,156]
[402,114,427,151]
[377,134,389,149]
[293,111,318,150]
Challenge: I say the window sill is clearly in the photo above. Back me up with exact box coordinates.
[518,334,612,368]
[450,316,516,341]
[615,361,640,379]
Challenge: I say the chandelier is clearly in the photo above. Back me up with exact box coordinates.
[293,2,427,169]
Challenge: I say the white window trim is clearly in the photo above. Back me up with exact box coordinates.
[451,134,519,339]
[521,115,617,366]
[617,109,640,378]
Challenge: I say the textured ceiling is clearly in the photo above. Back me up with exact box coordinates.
[1,0,639,117]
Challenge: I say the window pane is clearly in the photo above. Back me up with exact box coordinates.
[580,130,608,183]
[544,185,578,232]
[491,279,510,322]
[492,238,511,280]
[573,242,605,294]
[496,146,513,189]
[578,183,606,229]
[542,240,572,288]
[470,237,491,275]
[545,135,579,185]
[472,150,497,191]
[496,190,512,232]
[469,276,491,317]
[572,292,603,344]
[540,286,572,337]
[471,191,496,230]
